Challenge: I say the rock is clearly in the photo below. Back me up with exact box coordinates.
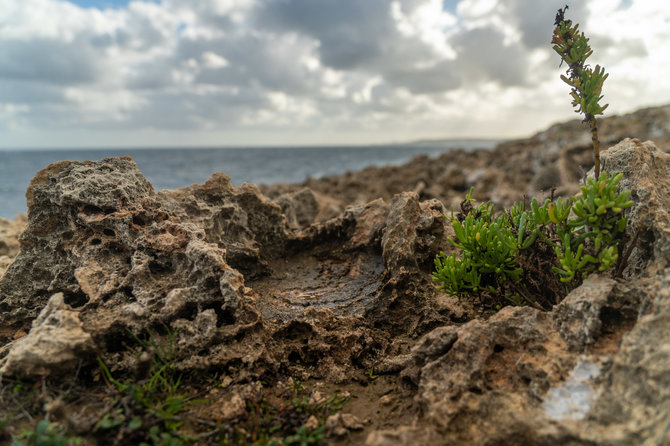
[365,426,442,446]
[0,158,258,379]
[273,187,321,229]
[0,214,28,280]
[364,139,670,445]
[325,412,364,436]
[600,138,670,276]
[0,293,95,378]
[581,269,670,445]
[159,173,292,279]
[0,155,454,381]
[0,214,26,257]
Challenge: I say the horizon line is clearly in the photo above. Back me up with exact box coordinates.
[0,136,507,152]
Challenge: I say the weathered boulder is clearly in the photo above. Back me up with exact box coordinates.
[600,138,670,276]
[0,158,257,378]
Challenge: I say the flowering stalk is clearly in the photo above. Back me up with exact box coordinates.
[552,6,609,178]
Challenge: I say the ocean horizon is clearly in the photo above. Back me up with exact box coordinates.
[0,140,499,219]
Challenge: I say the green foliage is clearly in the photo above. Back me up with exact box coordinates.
[220,379,350,445]
[11,420,82,446]
[433,172,633,310]
[552,5,609,178]
[95,328,202,445]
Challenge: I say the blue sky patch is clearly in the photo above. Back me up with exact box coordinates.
[443,0,460,14]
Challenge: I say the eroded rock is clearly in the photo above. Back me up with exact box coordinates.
[0,158,257,379]
[0,293,94,378]
[1,134,670,445]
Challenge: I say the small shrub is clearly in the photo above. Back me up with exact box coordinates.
[433,173,633,310]
[552,5,609,178]
[433,7,632,311]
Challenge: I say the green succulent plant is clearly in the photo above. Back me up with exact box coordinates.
[433,173,633,311]
[552,5,609,178]
[433,7,633,311]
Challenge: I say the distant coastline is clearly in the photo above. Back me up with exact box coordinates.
[0,140,500,219]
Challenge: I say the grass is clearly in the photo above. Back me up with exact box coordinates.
[1,327,352,446]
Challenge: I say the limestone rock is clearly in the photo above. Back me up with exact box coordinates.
[273,187,321,229]
[365,139,670,445]
[600,138,670,276]
[325,412,364,437]
[159,173,292,279]
[0,158,254,378]
[0,293,94,378]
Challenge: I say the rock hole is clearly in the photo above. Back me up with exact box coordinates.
[600,307,636,334]
[288,351,301,364]
[300,347,321,367]
[104,208,117,215]
[82,205,103,215]
[273,321,314,341]
[202,302,235,327]
[91,239,102,246]
[493,344,504,353]
[149,260,172,275]
[103,229,116,237]
[468,387,483,395]
[132,215,148,227]
[63,291,89,308]
[176,302,198,321]
[103,328,134,353]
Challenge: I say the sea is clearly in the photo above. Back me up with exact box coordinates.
[0,140,498,220]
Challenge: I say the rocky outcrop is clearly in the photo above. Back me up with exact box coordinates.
[0,158,260,378]
[364,138,670,445]
[0,156,452,382]
[262,105,670,217]
[1,132,670,445]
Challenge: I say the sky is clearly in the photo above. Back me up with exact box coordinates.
[1,0,669,148]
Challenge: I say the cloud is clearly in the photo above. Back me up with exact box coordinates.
[0,0,669,147]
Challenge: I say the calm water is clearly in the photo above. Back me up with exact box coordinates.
[0,140,497,219]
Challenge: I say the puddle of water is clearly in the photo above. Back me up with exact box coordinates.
[542,358,601,421]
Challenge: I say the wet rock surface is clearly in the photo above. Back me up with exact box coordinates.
[1,106,670,444]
